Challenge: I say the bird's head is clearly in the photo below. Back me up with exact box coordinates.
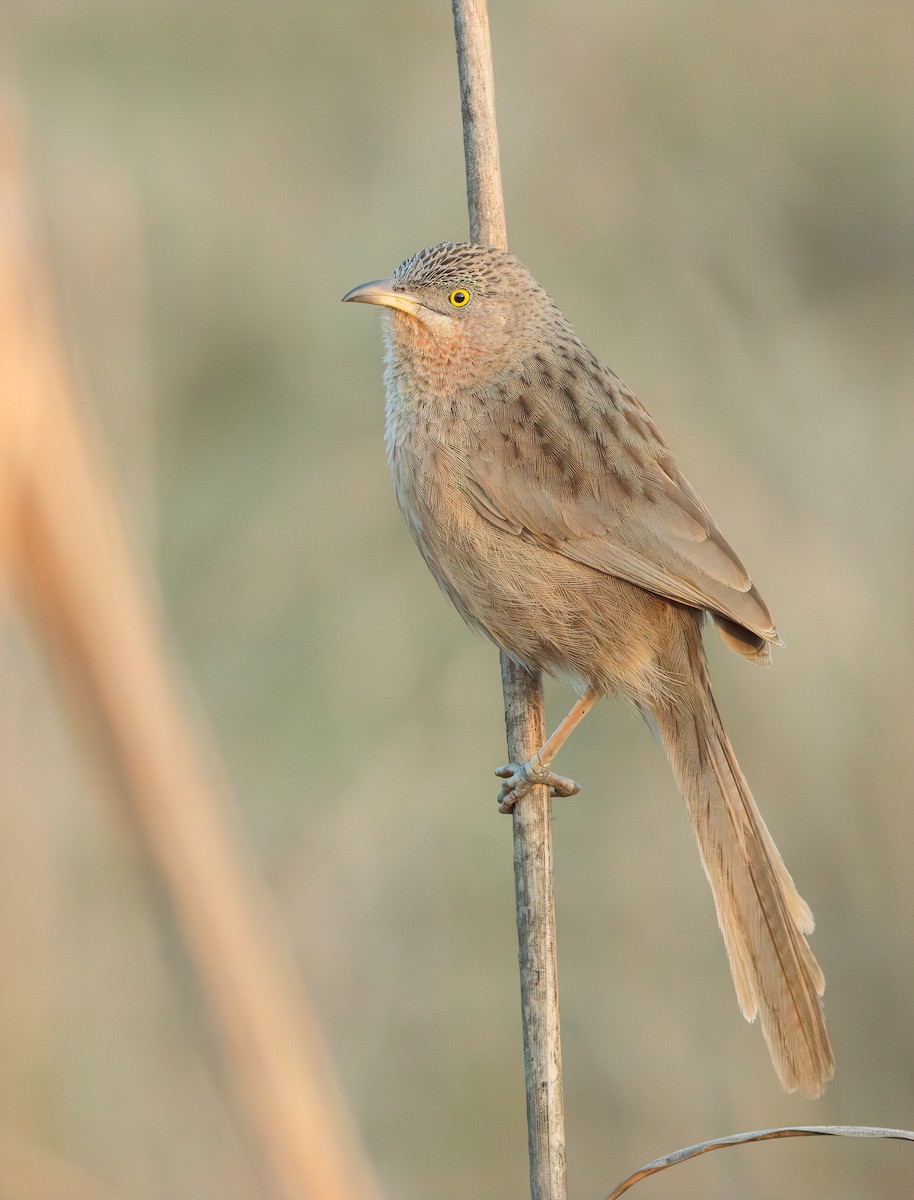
[343,242,559,390]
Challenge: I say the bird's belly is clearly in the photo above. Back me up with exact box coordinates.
[393,451,666,697]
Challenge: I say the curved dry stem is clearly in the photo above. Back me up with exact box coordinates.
[606,1124,914,1199]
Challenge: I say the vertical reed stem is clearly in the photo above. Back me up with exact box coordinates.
[451,4,567,1197]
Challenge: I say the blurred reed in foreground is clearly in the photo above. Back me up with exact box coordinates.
[0,113,379,1200]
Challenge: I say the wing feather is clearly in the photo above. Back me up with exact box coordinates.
[468,361,778,656]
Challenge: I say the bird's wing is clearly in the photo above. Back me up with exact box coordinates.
[466,365,778,656]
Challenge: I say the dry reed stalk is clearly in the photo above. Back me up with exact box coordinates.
[0,117,42,584]
[451,4,568,1198]
[0,116,380,1200]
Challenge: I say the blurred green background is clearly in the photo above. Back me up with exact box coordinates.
[2,2,912,1197]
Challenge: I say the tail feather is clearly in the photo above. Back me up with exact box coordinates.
[655,679,834,1097]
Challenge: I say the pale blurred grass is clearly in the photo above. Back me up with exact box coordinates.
[0,115,380,1200]
[2,2,913,1198]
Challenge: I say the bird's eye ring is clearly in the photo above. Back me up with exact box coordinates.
[448,288,472,308]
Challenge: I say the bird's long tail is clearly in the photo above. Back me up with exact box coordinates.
[653,663,834,1097]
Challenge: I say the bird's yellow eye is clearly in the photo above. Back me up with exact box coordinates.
[448,288,472,308]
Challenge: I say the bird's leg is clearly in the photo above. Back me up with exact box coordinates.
[496,686,600,812]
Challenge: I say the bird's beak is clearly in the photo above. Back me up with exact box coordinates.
[341,278,422,316]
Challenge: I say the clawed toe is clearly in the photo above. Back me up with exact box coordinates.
[548,773,580,798]
[495,759,581,813]
[495,763,526,812]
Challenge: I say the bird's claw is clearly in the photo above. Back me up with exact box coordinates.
[495,756,581,812]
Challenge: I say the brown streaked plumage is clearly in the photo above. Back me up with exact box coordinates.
[343,241,834,1098]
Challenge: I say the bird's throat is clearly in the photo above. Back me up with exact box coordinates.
[381,308,483,400]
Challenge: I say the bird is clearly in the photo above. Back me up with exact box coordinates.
[342,240,834,1098]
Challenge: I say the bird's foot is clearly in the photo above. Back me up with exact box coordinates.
[495,754,581,813]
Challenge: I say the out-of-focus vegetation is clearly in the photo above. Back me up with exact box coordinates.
[1,3,912,1198]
